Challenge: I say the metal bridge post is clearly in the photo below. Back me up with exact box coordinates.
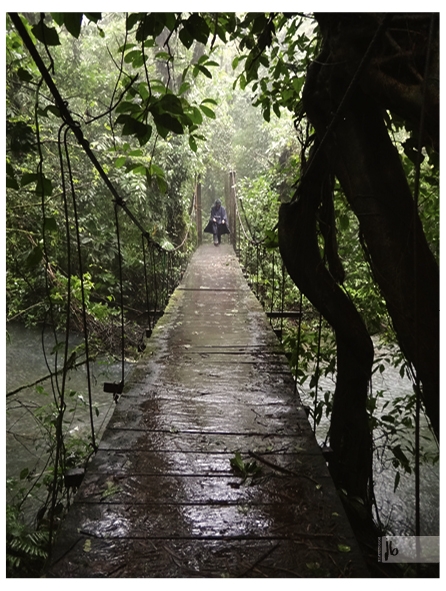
[196,180,202,245]
[229,171,237,250]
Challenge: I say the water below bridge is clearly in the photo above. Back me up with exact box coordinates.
[47,243,369,577]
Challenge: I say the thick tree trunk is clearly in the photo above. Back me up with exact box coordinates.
[303,58,439,439]
[278,149,374,504]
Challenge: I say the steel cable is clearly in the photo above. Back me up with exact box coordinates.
[63,126,97,451]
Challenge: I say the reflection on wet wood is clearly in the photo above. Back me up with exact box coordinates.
[48,244,368,578]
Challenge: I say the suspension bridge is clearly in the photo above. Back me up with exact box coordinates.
[47,240,368,578]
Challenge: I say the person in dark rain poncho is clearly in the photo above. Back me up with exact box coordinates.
[204,199,230,246]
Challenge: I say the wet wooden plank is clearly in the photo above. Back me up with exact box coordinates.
[47,244,368,578]
[49,537,364,578]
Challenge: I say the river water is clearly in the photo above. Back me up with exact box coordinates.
[6,323,439,537]
[5,322,134,523]
[298,341,439,537]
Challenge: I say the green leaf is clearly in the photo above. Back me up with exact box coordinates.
[155,113,184,135]
[201,98,218,106]
[44,105,61,118]
[6,176,19,190]
[132,53,148,68]
[138,82,150,100]
[43,217,58,233]
[84,13,101,24]
[101,481,121,500]
[306,562,321,571]
[155,51,171,60]
[337,544,351,553]
[118,42,136,52]
[195,64,212,79]
[124,49,142,64]
[136,13,166,41]
[115,156,127,168]
[17,67,33,83]
[32,21,61,46]
[158,94,183,115]
[178,82,191,95]
[137,125,152,146]
[20,173,39,188]
[262,103,271,122]
[393,471,401,492]
[149,163,163,177]
[189,136,197,152]
[199,104,216,119]
[232,55,247,70]
[115,101,141,114]
[132,165,147,175]
[83,539,91,553]
[339,214,350,230]
[183,14,210,45]
[116,114,151,140]
[156,176,168,194]
[63,13,83,38]
[51,13,64,26]
[264,229,279,249]
[26,245,43,268]
[36,176,53,198]
[126,13,140,31]
[179,27,194,49]
[6,163,19,190]
[251,13,268,35]
[190,106,203,125]
[230,452,245,472]
[20,467,29,480]
[392,444,409,467]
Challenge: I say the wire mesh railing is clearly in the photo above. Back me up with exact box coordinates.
[7,14,200,549]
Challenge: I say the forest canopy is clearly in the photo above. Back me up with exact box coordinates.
[5,11,439,576]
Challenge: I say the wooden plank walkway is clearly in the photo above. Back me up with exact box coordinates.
[48,243,368,578]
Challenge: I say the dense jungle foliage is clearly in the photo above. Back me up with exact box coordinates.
[6,12,438,576]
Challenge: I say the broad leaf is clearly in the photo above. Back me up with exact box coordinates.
[115,156,127,168]
[155,113,184,135]
[199,104,216,119]
[17,67,33,83]
[21,173,39,187]
[25,245,43,268]
[43,217,58,233]
[32,21,61,46]
[63,13,83,39]
[158,94,183,115]
[84,13,101,24]
[189,136,197,152]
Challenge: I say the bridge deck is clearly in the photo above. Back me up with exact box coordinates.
[48,243,368,578]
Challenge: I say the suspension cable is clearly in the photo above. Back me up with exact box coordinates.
[150,242,159,321]
[270,250,275,325]
[142,235,152,335]
[234,188,263,246]
[46,121,72,548]
[169,188,197,252]
[313,312,323,434]
[115,203,125,396]
[294,291,303,393]
[63,126,97,451]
